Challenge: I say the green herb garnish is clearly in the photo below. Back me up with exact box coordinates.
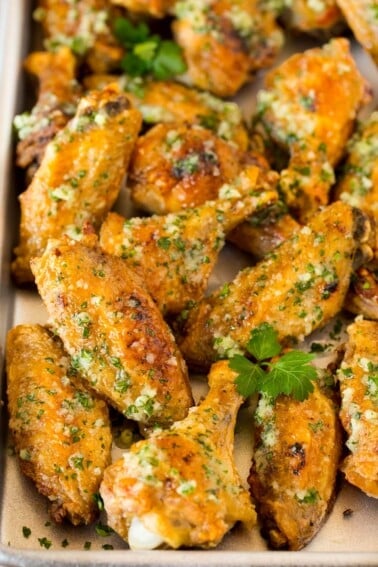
[95,522,114,537]
[93,492,104,511]
[22,526,31,538]
[296,488,319,504]
[38,537,52,549]
[229,323,317,401]
[114,17,187,80]
[114,18,150,46]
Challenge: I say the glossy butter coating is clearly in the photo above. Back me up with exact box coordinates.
[179,202,373,368]
[31,237,193,426]
[172,0,283,97]
[101,360,256,549]
[100,166,277,314]
[338,320,378,498]
[249,386,341,550]
[6,324,112,525]
[13,85,142,283]
[254,38,370,222]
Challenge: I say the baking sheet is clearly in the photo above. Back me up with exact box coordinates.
[0,1,378,565]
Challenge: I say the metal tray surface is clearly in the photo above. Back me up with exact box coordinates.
[0,1,378,566]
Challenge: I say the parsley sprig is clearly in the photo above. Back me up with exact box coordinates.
[229,323,317,401]
[114,17,187,80]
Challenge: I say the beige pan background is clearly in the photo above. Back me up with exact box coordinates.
[0,1,377,566]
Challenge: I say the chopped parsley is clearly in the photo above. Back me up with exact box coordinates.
[22,526,31,538]
[157,237,171,250]
[95,522,114,537]
[93,492,104,511]
[329,318,343,340]
[296,488,319,504]
[38,537,52,549]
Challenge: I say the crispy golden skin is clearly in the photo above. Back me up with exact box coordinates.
[228,209,300,260]
[334,112,378,319]
[15,48,81,180]
[254,38,370,222]
[100,166,278,314]
[31,237,193,426]
[282,0,342,34]
[100,360,256,549]
[36,0,123,72]
[249,387,341,550]
[12,85,142,284]
[6,324,112,526]
[172,0,283,97]
[335,111,378,220]
[109,0,174,17]
[84,76,249,150]
[337,320,378,498]
[129,123,251,214]
[223,151,300,259]
[178,202,374,369]
[345,267,378,320]
[336,0,378,64]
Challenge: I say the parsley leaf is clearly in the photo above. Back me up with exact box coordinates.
[152,41,188,80]
[246,322,281,361]
[229,355,265,397]
[134,39,159,62]
[114,18,149,47]
[115,17,187,80]
[261,351,317,401]
[230,323,318,402]
[121,52,150,77]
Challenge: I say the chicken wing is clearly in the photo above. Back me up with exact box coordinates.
[337,320,378,498]
[344,267,378,321]
[334,111,378,319]
[36,0,123,73]
[248,386,341,550]
[31,236,193,427]
[84,76,249,150]
[100,166,278,314]
[129,122,251,214]
[109,0,174,17]
[228,207,300,260]
[254,38,370,222]
[6,324,112,525]
[12,85,142,284]
[178,202,374,369]
[335,111,378,220]
[281,0,342,35]
[100,360,256,549]
[336,0,378,64]
[172,0,283,97]
[223,151,301,259]
[14,47,81,181]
